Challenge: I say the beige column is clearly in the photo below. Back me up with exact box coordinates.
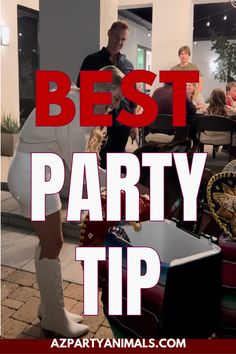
[40,0,118,84]
[151,0,194,91]
[118,0,194,91]
[100,0,118,48]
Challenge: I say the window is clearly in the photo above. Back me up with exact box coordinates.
[17,5,39,125]
[137,45,152,94]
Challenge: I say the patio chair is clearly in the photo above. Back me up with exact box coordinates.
[142,114,182,145]
[193,115,236,161]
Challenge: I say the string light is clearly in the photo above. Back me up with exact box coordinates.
[194,6,232,24]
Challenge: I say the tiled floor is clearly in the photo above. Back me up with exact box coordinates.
[1,265,113,339]
[1,226,113,339]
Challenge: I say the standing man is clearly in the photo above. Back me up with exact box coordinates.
[77,20,138,169]
[171,45,203,94]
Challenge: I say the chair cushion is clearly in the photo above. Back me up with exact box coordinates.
[145,133,175,143]
[200,131,230,145]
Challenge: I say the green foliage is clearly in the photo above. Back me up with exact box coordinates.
[210,27,236,82]
[1,115,20,134]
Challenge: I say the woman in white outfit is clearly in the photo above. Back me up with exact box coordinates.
[8,65,124,338]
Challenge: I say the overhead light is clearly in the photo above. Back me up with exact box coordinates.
[19,32,23,37]
[206,21,210,27]
[223,15,227,21]
[194,41,197,45]
[148,32,151,37]
[0,25,10,46]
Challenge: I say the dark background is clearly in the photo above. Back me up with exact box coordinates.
[130,2,236,40]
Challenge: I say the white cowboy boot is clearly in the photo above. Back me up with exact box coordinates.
[37,303,83,324]
[35,246,83,324]
[35,257,88,337]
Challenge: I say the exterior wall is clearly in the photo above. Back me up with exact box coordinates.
[100,0,118,48]
[1,0,39,123]
[40,0,118,83]
[151,0,193,92]
[118,14,151,69]
[192,40,236,100]
[39,0,100,84]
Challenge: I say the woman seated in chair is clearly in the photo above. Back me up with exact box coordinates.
[207,88,236,116]
[186,82,206,112]
[204,88,236,154]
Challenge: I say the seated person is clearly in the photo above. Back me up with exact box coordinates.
[152,82,197,116]
[171,45,203,93]
[226,81,236,109]
[186,82,206,111]
[149,83,197,143]
[207,88,236,116]
[203,88,236,154]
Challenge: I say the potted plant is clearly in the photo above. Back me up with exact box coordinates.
[210,27,236,82]
[1,115,20,156]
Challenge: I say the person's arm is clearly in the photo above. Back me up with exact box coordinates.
[130,128,139,142]
[129,106,139,143]
[76,55,94,87]
[193,93,206,110]
[197,75,203,93]
[118,57,139,142]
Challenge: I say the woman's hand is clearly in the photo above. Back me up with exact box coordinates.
[130,127,139,143]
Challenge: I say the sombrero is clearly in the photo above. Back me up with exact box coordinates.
[207,168,236,241]
[222,159,236,173]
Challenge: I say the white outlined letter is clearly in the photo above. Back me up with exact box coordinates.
[174,153,207,221]
[31,153,64,221]
[67,153,102,221]
[142,153,172,221]
[108,248,122,315]
[106,153,140,221]
[76,247,106,315]
[127,247,160,315]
